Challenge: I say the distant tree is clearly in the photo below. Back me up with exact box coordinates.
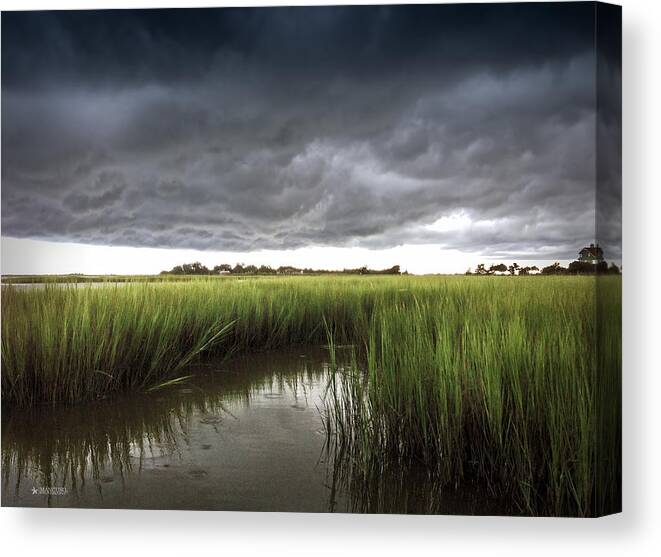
[475,263,488,276]
[465,268,473,275]
[568,260,594,274]
[518,265,534,276]
[507,263,520,275]
[161,262,210,275]
[182,262,208,275]
[258,265,275,275]
[567,260,613,275]
[232,263,245,274]
[489,263,507,274]
[213,264,232,273]
[541,262,567,275]
[277,266,300,275]
[608,262,621,275]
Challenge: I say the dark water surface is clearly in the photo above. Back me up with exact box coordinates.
[2,347,505,514]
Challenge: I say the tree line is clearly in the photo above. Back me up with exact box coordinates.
[160,262,403,276]
[466,260,620,276]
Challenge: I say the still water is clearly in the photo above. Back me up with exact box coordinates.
[1,347,505,514]
[1,282,130,289]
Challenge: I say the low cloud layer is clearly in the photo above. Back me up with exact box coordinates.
[1,4,621,261]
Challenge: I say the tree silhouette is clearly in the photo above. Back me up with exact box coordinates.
[489,263,507,274]
[541,262,568,275]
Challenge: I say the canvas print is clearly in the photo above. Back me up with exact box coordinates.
[0,2,621,516]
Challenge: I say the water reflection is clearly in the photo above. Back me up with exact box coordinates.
[323,441,513,515]
[2,347,504,513]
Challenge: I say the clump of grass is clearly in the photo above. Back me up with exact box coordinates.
[1,283,233,405]
[1,276,377,404]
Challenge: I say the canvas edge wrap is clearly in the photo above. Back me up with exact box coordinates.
[594,0,622,518]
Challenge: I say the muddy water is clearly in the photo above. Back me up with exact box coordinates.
[1,347,505,514]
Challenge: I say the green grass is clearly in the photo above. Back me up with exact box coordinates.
[0,275,621,516]
[323,275,621,516]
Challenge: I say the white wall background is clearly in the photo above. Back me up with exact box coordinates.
[1,1,659,556]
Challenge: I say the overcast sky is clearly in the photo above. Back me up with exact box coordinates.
[1,3,621,274]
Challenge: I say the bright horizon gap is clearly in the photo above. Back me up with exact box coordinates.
[0,237,573,276]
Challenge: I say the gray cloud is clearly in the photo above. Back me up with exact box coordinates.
[1,4,621,261]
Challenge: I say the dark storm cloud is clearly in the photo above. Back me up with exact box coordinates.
[1,3,621,260]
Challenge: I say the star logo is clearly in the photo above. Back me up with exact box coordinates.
[31,487,38,495]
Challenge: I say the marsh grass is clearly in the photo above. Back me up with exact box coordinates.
[1,277,364,404]
[323,276,621,516]
[1,275,621,516]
